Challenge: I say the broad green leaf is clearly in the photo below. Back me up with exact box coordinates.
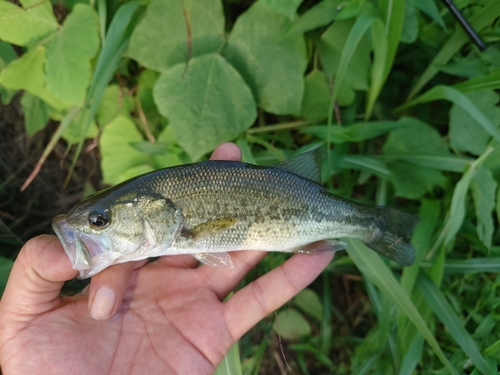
[0,47,66,110]
[470,167,497,249]
[154,54,256,161]
[137,69,162,129]
[0,1,58,46]
[128,0,224,72]
[259,0,302,19]
[344,239,458,375]
[383,117,448,155]
[417,273,495,375]
[20,92,51,136]
[62,109,99,144]
[286,0,343,36]
[214,342,242,375]
[301,71,330,122]
[224,2,307,114]
[273,308,311,340]
[151,126,185,169]
[119,164,155,182]
[100,115,149,185]
[97,84,135,126]
[0,41,17,66]
[387,161,446,199]
[293,288,323,321]
[402,85,500,145]
[407,1,500,100]
[301,71,354,122]
[320,18,371,91]
[449,89,500,155]
[45,4,100,106]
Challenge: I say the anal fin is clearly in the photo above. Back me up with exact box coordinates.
[289,240,346,254]
[194,252,234,269]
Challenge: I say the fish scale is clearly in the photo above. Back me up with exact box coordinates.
[53,148,419,278]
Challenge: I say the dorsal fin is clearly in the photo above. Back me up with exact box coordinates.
[274,147,322,183]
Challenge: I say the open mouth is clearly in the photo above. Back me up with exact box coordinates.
[52,215,108,278]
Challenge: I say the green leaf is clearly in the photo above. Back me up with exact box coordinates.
[386,161,446,199]
[45,4,100,106]
[402,85,500,145]
[214,342,243,375]
[454,69,500,92]
[259,0,302,19]
[399,1,419,44]
[383,117,448,155]
[151,126,185,169]
[285,0,343,36]
[62,109,99,144]
[409,0,444,28]
[273,308,311,340]
[407,1,500,100]
[301,70,354,122]
[130,141,169,155]
[417,273,495,375]
[20,92,51,136]
[377,154,473,173]
[344,239,459,375]
[223,2,307,115]
[128,0,224,72]
[339,155,391,179]
[100,115,149,185]
[154,53,256,161]
[0,1,58,46]
[419,258,500,274]
[0,47,66,110]
[441,147,494,250]
[0,256,14,296]
[320,18,371,91]
[97,84,135,126]
[470,167,497,249]
[449,89,500,155]
[293,288,323,321]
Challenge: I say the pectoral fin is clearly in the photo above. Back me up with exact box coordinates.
[194,252,234,269]
[182,218,239,241]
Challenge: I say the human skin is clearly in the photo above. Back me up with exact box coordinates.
[0,143,334,375]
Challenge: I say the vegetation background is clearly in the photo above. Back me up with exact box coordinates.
[1,0,500,373]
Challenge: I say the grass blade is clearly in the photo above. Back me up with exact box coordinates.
[214,342,243,375]
[344,239,458,374]
[419,258,500,273]
[407,1,500,100]
[417,272,494,375]
[454,69,500,92]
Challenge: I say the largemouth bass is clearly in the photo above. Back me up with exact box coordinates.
[53,148,419,278]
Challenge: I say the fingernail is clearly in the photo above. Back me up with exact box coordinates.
[90,287,116,320]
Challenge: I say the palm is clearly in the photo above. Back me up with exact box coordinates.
[3,258,241,375]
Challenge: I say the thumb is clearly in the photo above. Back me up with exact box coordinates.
[1,235,78,318]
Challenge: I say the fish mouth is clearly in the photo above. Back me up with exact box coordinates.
[52,215,108,278]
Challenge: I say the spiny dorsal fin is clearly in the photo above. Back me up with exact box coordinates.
[274,147,322,183]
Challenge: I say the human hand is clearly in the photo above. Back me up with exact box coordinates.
[0,143,334,375]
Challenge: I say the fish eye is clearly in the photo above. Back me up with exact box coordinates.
[88,209,109,230]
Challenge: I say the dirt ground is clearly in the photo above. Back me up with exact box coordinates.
[0,95,102,257]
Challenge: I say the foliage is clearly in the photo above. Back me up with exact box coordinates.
[1,0,500,373]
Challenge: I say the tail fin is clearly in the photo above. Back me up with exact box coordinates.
[362,207,419,266]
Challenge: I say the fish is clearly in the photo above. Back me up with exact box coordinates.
[52,148,419,279]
